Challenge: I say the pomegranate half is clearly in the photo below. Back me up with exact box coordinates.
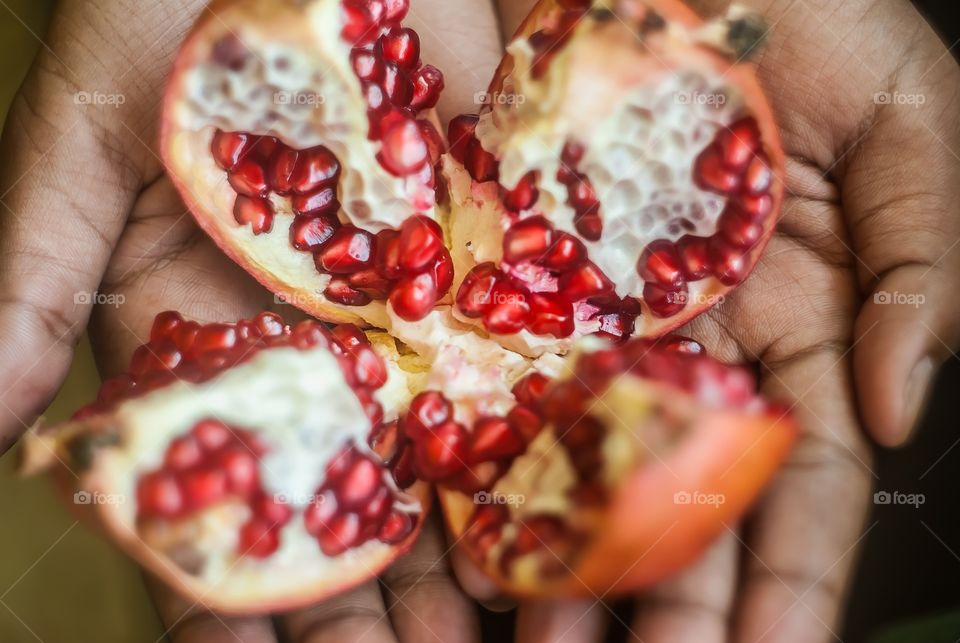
[446,0,784,355]
[401,336,796,596]
[21,313,430,614]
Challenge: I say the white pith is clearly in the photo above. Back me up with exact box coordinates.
[94,344,420,604]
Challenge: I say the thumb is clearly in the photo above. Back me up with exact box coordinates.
[844,50,960,447]
[0,56,140,451]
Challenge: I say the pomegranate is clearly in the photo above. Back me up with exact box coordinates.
[161,0,452,329]
[445,0,784,355]
[427,336,797,595]
[21,312,429,614]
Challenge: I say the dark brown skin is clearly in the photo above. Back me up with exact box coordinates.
[0,0,957,641]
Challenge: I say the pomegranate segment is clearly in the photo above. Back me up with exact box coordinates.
[440,335,797,596]
[445,0,784,353]
[25,311,429,614]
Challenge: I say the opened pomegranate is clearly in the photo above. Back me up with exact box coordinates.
[21,312,429,613]
[162,0,451,328]
[424,336,797,595]
[446,0,783,355]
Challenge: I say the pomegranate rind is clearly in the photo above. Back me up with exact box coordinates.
[441,365,797,597]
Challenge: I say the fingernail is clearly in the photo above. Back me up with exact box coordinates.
[903,356,936,441]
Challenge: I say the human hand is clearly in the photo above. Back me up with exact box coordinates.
[447,1,960,641]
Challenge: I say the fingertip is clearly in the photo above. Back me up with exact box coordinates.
[450,544,509,606]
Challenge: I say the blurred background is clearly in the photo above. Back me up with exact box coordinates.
[0,1,957,641]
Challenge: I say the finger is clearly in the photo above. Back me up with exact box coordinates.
[281,582,397,643]
[630,531,737,642]
[406,0,504,122]
[0,71,136,451]
[449,531,517,612]
[733,345,873,643]
[515,598,607,643]
[495,0,538,42]
[380,513,481,643]
[840,21,960,445]
[146,575,277,643]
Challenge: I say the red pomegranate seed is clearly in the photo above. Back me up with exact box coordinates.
[341,0,383,46]
[316,513,361,556]
[404,391,453,438]
[211,130,254,171]
[412,420,468,480]
[391,446,416,489]
[304,489,338,535]
[512,373,550,407]
[290,213,339,252]
[255,312,285,336]
[433,249,454,294]
[409,64,444,111]
[574,211,603,241]
[179,467,228,509]
[417,119,445,165]
[568,176,598,212]
[97,375,133,404]
[709,237,750,285]
[336,457,383,509]
[325,278,372,306]
[389,271,439,321]
[361,486,392,524]
[743,153,772,195]
[238,518,279,557]
[558,262,613,301]
[137,472,183,518]
[217,446,260,496]
[150,311,183,342]
[377,27,419,71]
[349,268,391,298]
[507,405,543,443]
[539,232,586,271]
[193,324,238,354]
[559,140,585,181]
[447,114,479,163]
[228,158,269,197]
[738,192,773,220]
[291,146,341,194]
[383,0,409,22]
[464,139,499,183]
[291,187,338,217]
[379,117,429,175]
[351,345,388,388]
[503,217,551,264]
[662,335,705,355]
[676,235,710,280]
[252,494,294,526]
[502,172,539,212]
[718,117,760,170]
[694,144,740,194]
[249,136,280,162]
[317,226,374,273]
[638,239,684,287]
[470,417,525,463]
[171,321,200,351]
[378,511,413,544]
[351,48,385,82]
[525,292,575,338]
[719,206,764,248]
[455,262,500,317]
[374,229,402,279]
[192,419,233,451]
[233,195,273,234]
[398,215,443,271]
[483,282,530,334]
[267,147,299,194]
[164,435,203,470]
[382,61,414,105]
[643,282,687,318]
